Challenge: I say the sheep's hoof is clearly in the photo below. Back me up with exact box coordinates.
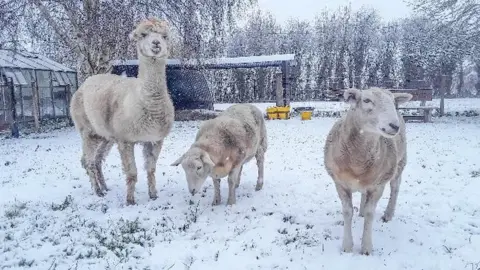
[126,197,136,206]
[255,183,263,191]
[149,192,158,201]
[342,242,353,253]
[360,245,373,256]
[226,198,236,206]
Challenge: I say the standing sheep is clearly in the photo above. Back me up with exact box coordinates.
[324,87,412,255]
[69,18,174,205]
[171,104,267,206]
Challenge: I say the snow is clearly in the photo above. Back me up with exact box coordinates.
[215,98,480,115]
[112,54,296,67]
[1,111,480,269]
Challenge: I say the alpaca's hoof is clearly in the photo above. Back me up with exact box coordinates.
[360,243,373,256]
[381,214,393,223]
[212,198,221,206]
[226,198,236,206]
[95,189,106,197]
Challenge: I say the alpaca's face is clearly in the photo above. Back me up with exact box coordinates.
[130,19,169,59]
[344,88,412,138]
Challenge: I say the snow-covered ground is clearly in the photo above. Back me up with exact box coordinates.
[1,110,480,269]
[215,98,480,115]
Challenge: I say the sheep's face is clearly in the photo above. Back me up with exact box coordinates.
[130,18,169,59]
[171,148,215,196]
[344,88,412,138]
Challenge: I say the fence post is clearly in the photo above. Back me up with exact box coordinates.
[8,78,19,138]
[65,84,73,126]
[31,81,40,132]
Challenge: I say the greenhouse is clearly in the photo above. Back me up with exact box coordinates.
[0,49,78,133]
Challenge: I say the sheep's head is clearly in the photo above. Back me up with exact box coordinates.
[129,18,169,59]
[171,147,215,196]
[344,87,412,138]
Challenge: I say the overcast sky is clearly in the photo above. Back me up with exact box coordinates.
[255,0,413,24]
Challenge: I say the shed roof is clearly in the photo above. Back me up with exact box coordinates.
[112,54,296,70]
[0,49,75,72]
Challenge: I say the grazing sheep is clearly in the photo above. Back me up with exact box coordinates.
[323,87,412,255]
[69,18,174,205]
[171,104,267,206]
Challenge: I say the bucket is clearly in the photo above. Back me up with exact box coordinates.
[301,111,312,120]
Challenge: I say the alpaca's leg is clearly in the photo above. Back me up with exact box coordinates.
[94,139,114,192]
[212,178,221,206]
[118,141,137,205]
[255,148,265,191]
[360,185,386,255]
[235,165,243,188]
[359,193,366,217]
[334,182,354,253]
[382,176,401,222]
[227,166,242,205]
[81,133,105,197]
[142,140,164,200]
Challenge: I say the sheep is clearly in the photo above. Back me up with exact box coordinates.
[171,104,267,206]
[69,18,175,205]
[323,87,412,255]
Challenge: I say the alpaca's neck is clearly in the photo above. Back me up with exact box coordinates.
[341,110,380,151]
[137,55,171,110]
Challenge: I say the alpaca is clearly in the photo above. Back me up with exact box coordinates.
[171,104,267,206]
[69,18,175,205]
[323,87,412,255]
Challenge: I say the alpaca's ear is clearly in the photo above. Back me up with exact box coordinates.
[129,30,138,41]
[393,93,413,105]
[171,154,185,166]
[344,88,361,106]
[201,152,215,168]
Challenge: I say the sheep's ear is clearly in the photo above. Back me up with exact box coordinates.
[201,152,215,168]
[393,93,413,105]
[344,88,361,106]
[171,154,185,166]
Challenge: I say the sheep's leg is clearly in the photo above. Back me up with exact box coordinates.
[118,141,137,205]
[227,166,242,205]
[81,133,105,197]
[142,140,163,200]
[235,165,243,189]
[255,148,265,191]
[334,182,354,253]
[212,178,221,206]
[360,185,386,255]
[359,194,366,217]
[382,176,402,222]
[94,139,114,192]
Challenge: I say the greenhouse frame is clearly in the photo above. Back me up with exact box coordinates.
[0,49,78,135]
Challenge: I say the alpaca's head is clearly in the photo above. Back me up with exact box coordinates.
[344,87,412,138]
[129,18,170,59]
[171,147,215,196]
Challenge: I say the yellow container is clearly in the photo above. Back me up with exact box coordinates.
[301,111,312,120]
[276,106,290,120]
[266,107,278,120]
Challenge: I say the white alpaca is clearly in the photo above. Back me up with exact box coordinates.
[171,104,268,206]
[69,18,175,205]
[324,87,412,255]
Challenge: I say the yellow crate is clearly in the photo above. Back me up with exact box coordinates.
[266,106,290,120]
[301,111,312,120]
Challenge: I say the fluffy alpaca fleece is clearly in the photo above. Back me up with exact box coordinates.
[69,18,174,205]
[171,104,268,206]
[323,87,412,255]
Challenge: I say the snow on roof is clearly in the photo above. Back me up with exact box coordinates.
[0,49,75,72]
[111,54,296,69]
